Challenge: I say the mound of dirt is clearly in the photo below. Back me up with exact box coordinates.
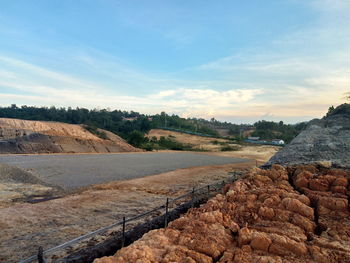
[0,118,140,154]
[0,163,63,208]
[94,164,350,263]
[265,104,350,168]
[0,163,46,185]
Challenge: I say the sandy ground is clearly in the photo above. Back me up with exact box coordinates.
[0,146,278,262]
[204,145,280,164]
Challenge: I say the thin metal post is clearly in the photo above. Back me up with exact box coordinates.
[207,185,210,197]
[165,198,169,227]
[191,187,195,208]
[122,216,126,247]
[38,246,44,263]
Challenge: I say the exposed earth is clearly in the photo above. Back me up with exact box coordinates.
[95,164,350,263]
[93,104,350,263]
[0,118,139,154]
[265,104,350,168]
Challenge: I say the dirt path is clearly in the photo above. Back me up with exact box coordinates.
[0,152,245,190]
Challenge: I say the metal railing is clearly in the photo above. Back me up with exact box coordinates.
[20,173,241,263]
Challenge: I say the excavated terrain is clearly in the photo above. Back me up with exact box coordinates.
[265,104,350,168]
[94,164,350,263]
[0,118,139,153]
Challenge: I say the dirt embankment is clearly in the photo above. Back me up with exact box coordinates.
[265,103,350,168]
[147,129,239,151]
[95,164,350,263]
[0,118,139,154]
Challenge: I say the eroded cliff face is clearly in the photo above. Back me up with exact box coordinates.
[94,164,350,263]
[265,104,350,168]
[0,118,140,154]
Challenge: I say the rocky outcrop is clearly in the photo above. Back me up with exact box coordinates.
[93,164,350,263]
[265,104,350,168]
[0,118,140,154]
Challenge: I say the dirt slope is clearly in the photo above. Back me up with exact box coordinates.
[0,118,140,154]
[94,164,350,263]
[265,104,350,168]
[147,129,236,151]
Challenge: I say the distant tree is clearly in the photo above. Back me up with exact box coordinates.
[326,105,335,117]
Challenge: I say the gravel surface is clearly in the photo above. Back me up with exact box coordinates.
[0,152,246,190]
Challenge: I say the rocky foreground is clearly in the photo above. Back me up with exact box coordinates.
[94,164,350,263]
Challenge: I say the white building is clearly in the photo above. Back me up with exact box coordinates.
[272,139,285,145]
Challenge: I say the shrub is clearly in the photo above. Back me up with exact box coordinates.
[220,145,241,151]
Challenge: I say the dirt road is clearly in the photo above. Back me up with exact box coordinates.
[0,152,246,190]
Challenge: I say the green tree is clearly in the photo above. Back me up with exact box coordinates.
[127,130,147,147]
[326,105,335,117]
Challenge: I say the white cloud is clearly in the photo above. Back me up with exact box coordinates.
[1,0,350,125]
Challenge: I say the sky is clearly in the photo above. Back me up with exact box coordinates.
[0,0,349,124]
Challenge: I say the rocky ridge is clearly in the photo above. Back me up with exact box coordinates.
[0,118,139,154]
[265,104,350,168]
[94,164,350,263]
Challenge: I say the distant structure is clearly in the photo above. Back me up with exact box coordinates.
[122,117,138,121]
[272,139,285,145]
[245,137,285,146]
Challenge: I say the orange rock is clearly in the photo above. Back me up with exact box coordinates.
[281,198,314,219]
[332,177,348,187]
[93,165,350,263]
[309,179,329,192]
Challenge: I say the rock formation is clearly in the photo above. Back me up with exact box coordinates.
[265,104,350,168]
[0,118,140,154]
[93,164,350,263]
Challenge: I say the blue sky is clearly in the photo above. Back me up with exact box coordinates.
[0,0,349,123]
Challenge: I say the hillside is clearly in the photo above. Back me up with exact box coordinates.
[265,104,350,168]
[147,129,234,151]
[0,118,140,154]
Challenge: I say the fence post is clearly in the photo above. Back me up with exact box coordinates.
[38,246,44,263]
[191,187,195,208]
[207,185,210,197]
[122,216,126,247]
[165,198,169,227]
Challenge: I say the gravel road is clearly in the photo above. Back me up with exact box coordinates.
[0,152,246,190]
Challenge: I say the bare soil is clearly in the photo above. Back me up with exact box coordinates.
[0,145,277,262]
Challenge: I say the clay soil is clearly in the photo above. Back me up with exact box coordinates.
[95,164,350,263]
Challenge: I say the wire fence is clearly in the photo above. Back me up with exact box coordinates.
[20,172,242,263]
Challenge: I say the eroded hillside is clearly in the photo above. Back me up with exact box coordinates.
[94,164,350,263]
[0,118,140,154]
